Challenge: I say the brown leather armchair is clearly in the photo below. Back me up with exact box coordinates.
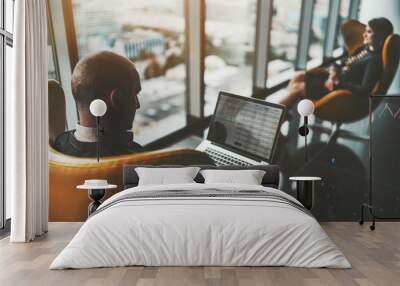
[49,147,211,222]
[48,81,212,222]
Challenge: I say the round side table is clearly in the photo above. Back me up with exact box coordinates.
[77,184,117,216]
[289,177,322,210]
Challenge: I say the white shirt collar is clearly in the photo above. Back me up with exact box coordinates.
[74,124,97,143]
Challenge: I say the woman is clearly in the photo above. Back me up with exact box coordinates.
[276,17,394,107]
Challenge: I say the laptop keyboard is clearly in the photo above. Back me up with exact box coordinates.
[205,147,251,166]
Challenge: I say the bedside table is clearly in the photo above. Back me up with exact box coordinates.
[77,182,117,216]
[289,177,322,210]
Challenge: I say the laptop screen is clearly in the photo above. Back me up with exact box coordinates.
[207,92,285,162]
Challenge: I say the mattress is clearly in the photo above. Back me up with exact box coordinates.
[50,183,351,269]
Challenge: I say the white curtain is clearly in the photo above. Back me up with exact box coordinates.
[7,0,48,242]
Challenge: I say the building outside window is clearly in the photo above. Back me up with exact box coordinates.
[204,0,256,115]
[334,0,351,52]
[308,0,330,67]
[267,0,301,87]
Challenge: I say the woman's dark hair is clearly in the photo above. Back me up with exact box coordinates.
[368,17,394,46]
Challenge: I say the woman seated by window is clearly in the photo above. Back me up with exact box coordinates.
[274,17,394,108]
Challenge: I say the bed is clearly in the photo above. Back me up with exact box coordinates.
[50,165,350,269]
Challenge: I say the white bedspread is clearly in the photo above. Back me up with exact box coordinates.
[50,183,351,269]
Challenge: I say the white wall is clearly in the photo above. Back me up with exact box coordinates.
[359,0,400,94]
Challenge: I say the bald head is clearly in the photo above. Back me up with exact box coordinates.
[71,51,141,130]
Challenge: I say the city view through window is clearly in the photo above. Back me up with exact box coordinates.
[309,0,330,67]
[268,0,301,86]
[55,0,354,144]
[204,0,256,115]
[72,0,187,144]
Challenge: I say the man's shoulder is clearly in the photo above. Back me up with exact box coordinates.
[52,130,78,155]
[52,130,144,157]
[53,130,75,149]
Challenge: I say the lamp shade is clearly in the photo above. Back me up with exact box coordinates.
[297,99,315,117]
[89,99,107,117]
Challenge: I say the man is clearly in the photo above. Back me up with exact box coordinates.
[53,51,144,157]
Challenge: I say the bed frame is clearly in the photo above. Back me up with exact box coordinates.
[123,165,280,189]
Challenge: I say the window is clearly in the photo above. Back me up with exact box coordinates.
[5,0,13,33]
[48,41,58,81]
[47,8,59,82]
[4,44,11,221]
[204,0,256,115]
[54,0,187,145]
[1,0,14,229]
[308,0,330,67]
[334,0,351,51]
[267,0,301,87]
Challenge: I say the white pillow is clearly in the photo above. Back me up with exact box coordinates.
[200,169,266,185]
[135,167,200,186]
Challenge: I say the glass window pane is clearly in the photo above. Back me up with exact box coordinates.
[5,44,12,219]
[0,1,2,29]
[48,31,58,81]
[0,40,3,227]
[268,0,301,87]
[334,0,351,51]
[48,45,58,80]
[308,0,329,67]
[71,0,186,145]
[5,0,15,33]
[204,0,256,115]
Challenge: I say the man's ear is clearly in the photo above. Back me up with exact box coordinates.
[109,89,119,109]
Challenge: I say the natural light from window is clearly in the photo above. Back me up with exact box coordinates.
[72,0,186,145]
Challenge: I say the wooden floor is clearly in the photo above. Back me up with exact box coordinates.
[0,222,399,286]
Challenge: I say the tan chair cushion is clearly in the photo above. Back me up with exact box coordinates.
[49,146,212,221]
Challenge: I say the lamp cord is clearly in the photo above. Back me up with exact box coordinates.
[304,116,308,163]
[96,117,100,163]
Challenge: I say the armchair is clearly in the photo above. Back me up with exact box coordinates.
[49,146,212,222]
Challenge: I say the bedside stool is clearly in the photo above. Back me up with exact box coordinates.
[77,182,117,216]
[289,177,322,210]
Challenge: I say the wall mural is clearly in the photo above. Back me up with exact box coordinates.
[48,0,400,222]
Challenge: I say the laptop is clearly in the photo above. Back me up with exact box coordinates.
[197,91,286,166]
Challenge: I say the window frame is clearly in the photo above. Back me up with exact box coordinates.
[348,0,361,19]
[253,0,273,91]
[323,0,341,58]
[256,0,361,100]
[185,0,205,121]
[296,0,315,70]
[254,0,303,93]
[255,0,312,95]
[323,0,360,61]
[47,1,61,84]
